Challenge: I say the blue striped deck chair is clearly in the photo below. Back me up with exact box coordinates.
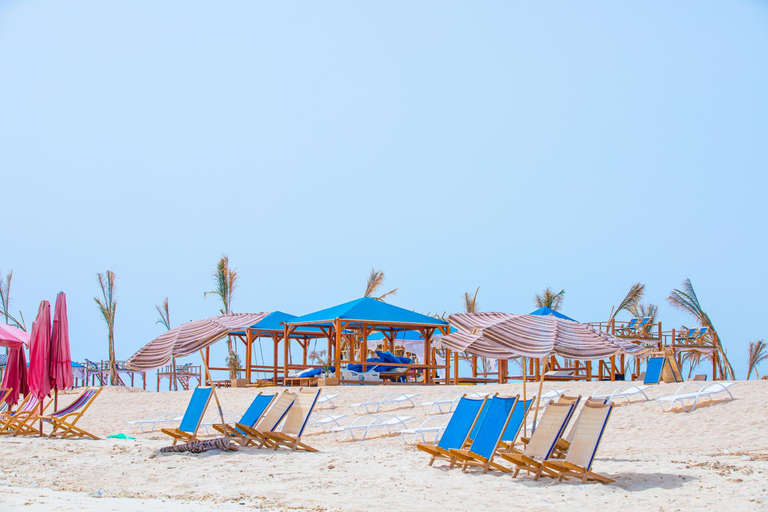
[644,356,683,385]
[676,328,697,343]
[497,398,534,453]
[161,387,213,445]
[0,388,12,415]
[449,395,519,473]
[500,399,579,479]
[542,402,615,483]
[614,318,638,336]
[42,387,103,440]
[263,388,321,451]
[416,395,487,467]
[212,392,277,445]
[1,394,49,436]
[236,390,296,448]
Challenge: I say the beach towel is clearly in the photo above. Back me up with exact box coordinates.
[160,437,238,453]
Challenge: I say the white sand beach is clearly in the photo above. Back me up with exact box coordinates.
[1,381,766,511]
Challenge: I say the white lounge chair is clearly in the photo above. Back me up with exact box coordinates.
[655,382,735,412]
[419,392,485,415]
[532,388,569,407]
[316,394,340,409]
[306,413,348,432]
[591,383,652,403]
[331,415,414,441]
[126,411,182,433]
[398,416,449,444]
[349,393,420,414]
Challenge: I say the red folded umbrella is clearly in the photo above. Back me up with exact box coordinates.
[0,324,29,350]
[28,300,52,402]
[50,292,73,391]
[1,347,28,406]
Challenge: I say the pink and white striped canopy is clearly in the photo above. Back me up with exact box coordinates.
[442,312,647,360]
[126,313,268,371]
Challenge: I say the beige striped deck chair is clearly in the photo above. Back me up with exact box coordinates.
[236,390,296,447]
[263,388,322,451]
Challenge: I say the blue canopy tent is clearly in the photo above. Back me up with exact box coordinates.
[285,297,450,384]
[228,311,333,385]
[529,307,577,322]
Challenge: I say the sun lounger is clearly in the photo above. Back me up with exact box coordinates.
[591,383,651,403]
[416,395,489,467]
[234,391,296,447]
[532,388,569,407]
[655,382,735,412]
[551,397,606,457]
[0,388,12,412]
[41,387,103,440]
[316,394,340,409]
[399,416,449,444]
[212,392,277,444]
[161,387,214,445]
[542,402,615,483]
[331,414,414,441]
[615,318,639,336]
[306,413,348,432]
[419,392,484,415]
[0,394,49,436]
[449,395,519,473]
[262,388,322,451]
[349,393,419,414]
[126,411,183,433]
[500,400,579,479]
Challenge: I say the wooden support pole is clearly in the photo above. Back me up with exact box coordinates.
[245,329,253,383]
[334,319,342,378]
[272,334,279,385]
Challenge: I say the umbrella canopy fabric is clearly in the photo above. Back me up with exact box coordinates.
[444,312,647,360]
[0,324,29,349]
[1,347,28,405]
[28,300,53,401]
[126,313,269,371]
[50,292,74,391]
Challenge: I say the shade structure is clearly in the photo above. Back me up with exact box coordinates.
[286,297,449,329]
[28,300,53,401]
[50,292,74,391]
[529,307,577,322]
[1,347,28,405]
[0,324,29,349]
[444,312,647,360]
[126,313,269,371]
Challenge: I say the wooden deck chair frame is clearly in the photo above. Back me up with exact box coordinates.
[417,395,490,467]
[262,388,322,451]
[161,387,214,445]
[212,392,277,445]
[449,395,519,474]
[542,402,615,484]
[500,399,579,480]
[235,390,296,448]
[43,387,103,440]
[4,395,52,436]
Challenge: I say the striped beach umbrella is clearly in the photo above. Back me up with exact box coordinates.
[126,313,269,371]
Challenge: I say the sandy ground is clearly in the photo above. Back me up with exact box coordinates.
[0,380,766,511]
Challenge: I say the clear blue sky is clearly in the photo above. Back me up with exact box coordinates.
[1,1,766,381]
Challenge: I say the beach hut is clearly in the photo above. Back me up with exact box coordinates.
[284,298,451,385]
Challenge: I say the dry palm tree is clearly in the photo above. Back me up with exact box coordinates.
[609,283,645,320]
[94,270,118,385]
[364,268,397,301]
[667,279,734,380]
[747,340,768,380]
[463,286,480,314]
[204,255,240,379]
[534,287,565,311]
[0,269,25,330]
[155,297,177,389]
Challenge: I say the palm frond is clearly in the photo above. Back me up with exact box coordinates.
[205,254,238,314]
[747,339,768,379]
[462,286,480,314]
[156,297,171,330]
[534,287,565,311]
[95,270,118,385]
[364,268,397,301]
[667,279,734,380]
[611,283,645,319]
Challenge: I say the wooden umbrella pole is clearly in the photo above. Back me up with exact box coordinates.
[198,350,226,427]
[531,358,549,434]
[522,356,527,436]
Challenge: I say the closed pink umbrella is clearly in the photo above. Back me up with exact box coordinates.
[1,347,28,406]
[50,292,74,394]
[28,301,52,434]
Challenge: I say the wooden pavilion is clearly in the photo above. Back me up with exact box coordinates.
[284,298,451,385]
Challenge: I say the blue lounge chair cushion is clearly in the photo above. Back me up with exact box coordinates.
[437,397,485,450]
[501,398,533,442]
[469,396,517,458]
[644,357,665,385]
[297,368,323,378]
[238,393,276,431]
